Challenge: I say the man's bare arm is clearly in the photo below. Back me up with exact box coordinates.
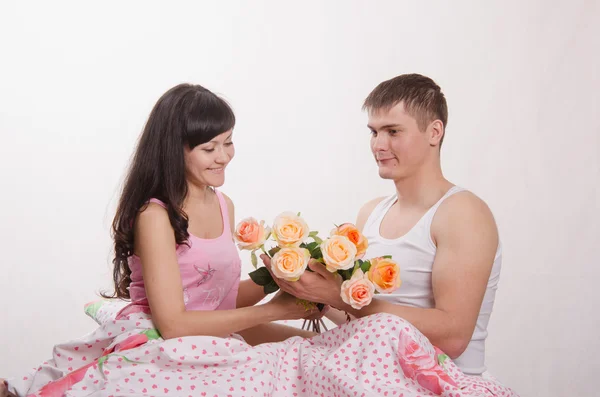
[339,192,498,357]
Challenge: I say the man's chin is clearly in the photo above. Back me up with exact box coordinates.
[378,169,395,180]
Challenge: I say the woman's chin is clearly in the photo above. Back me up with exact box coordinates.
[207,176,226,187]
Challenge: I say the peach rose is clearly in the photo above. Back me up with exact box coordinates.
[235,217,271,250]
[340,269,375,309]
[320,235,357,272]
[272,212,309,247]
[330,223,368,259]
[270,247,311,281]
[367,256,401,293]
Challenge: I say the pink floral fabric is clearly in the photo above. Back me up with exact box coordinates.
[7,312,517,397]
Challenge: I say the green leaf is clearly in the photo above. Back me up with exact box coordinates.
[84,300,105,317]
[116,355,143,364]
[263,280,280,294]
[297,212,301,216]
[249,267,273,286]
[98,355,109,372]
[268,246,281,257]
[342,268,353,281]
[383,255,392,259]
[308,231,323,244]
[305,241,318,251]
[360,260,372,273]
[251,250,258,269]
[437,353,449,366]
[142,328,161,340]
[309,246,323,260]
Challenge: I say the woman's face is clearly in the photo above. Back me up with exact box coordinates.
[184,129,235,188]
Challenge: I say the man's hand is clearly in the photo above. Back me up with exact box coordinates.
[261,254,344,308]
[304,304,330,320]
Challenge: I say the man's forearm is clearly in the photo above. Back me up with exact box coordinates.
[338,299,468,358]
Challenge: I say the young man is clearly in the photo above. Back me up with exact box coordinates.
[262,73,502,376]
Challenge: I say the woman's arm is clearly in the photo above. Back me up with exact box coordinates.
[237,323,316,345]
[236,279,267,308]
[135,203,313,340]
[325,307,354,326]
[221,193,269,308]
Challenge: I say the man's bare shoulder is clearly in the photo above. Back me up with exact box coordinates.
[356,196,387,231]
[432,189,498,243]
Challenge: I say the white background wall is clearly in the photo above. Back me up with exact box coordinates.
[1,1,598,396]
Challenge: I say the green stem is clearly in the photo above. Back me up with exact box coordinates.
[260,245,269,257]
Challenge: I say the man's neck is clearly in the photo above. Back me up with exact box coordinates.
[393,166,453,209]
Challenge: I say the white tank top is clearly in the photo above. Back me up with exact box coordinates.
[362,186,502,375]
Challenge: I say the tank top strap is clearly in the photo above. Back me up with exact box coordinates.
[147,198,167,209]
[426,185,466,216]
[214,189,232,238]
[362,194,398,236]
[421,185,466,247]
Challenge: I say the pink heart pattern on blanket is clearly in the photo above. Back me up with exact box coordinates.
[10,313,517,397]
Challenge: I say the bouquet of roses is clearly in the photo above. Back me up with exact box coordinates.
[234,211,401,332]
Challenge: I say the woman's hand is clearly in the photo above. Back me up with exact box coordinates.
[1,380,16,397]
[262,254,345,308]
[267,291,319,321]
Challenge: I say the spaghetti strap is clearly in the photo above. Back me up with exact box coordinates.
[147,198,167,209]
[214,189,231,237]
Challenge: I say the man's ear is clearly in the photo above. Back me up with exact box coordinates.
[428,120,444,147]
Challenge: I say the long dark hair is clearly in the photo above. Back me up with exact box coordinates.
[104,83,235,299]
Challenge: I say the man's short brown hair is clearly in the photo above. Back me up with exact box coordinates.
[363,73,448,146]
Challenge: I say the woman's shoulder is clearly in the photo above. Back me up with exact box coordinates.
[136,200,171,231]
[215,189,235,231]
[218,191,234,211]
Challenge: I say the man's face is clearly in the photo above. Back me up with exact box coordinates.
[368,102,433,181]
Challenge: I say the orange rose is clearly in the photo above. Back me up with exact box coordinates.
[235,217,270,250]
[340,269,375,309]
[271,247,310,281]
[367,257,401,293]
[320,235,357,272]
[330,223,368,259]
[272,212,309,247]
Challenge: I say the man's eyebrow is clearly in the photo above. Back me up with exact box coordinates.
[367,124,403,130]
